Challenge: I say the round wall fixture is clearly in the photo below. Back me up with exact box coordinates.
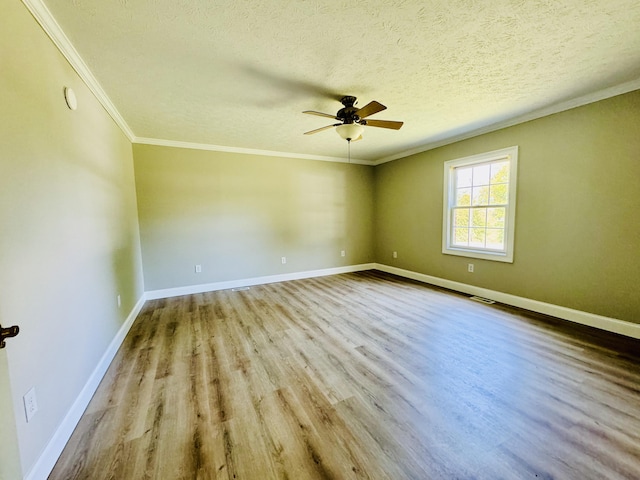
[64,86,78,110]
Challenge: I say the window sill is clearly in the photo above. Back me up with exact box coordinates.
[442,247,513,263]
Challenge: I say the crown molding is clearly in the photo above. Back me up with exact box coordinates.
[21,0,136,141]
[134,137,373,165]
[21,0,639,166]
[374,78,640,165]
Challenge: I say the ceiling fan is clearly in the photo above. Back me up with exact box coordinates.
[303,96,403,142]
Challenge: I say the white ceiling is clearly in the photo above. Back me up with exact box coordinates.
[28,0,640,163]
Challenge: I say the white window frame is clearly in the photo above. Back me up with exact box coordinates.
[442,146,518,263]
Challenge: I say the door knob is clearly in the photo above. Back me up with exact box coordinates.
[0,324,19,349]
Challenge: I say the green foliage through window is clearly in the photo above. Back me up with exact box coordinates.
[451,159,509,250]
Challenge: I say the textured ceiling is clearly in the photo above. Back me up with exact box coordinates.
[33,0,640,162]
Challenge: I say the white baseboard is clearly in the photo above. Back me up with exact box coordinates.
[375,263,640,339]
[145,263,377,300]
[25,295,146,480]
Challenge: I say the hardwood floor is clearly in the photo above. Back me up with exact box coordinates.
[50,271,640,479]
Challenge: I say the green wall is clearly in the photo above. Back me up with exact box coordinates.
[1,0,144,476]
[5,0,638,475]
[375,90,640,324]
[133,145,375,291]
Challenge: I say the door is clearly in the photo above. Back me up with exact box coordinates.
[0,350,21,480]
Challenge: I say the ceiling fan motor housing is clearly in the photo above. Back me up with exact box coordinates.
[337,96,360,124]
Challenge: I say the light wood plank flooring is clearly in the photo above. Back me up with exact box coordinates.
[50,271,640,479]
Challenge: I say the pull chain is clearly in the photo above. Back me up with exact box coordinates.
[348,139,351,164]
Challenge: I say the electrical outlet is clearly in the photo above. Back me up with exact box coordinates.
[393,251,398,259]
[341,250,346,257]
[23,388,38,423]
[468,263,474,273]
[117,295,121,308]
[195,264,202,273]
[281,256,287,264]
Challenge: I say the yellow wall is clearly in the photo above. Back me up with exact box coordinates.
[0,0,144,475]
[374,90,640,323]
[133,145,375,291]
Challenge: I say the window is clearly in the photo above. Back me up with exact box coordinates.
[442,146,518,262]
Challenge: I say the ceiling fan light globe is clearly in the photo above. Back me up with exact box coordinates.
[336,123,364,141]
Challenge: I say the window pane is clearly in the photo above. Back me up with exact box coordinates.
[489,184,508,205]
[472,186,489,206]
[487,207,505,228]
[453,228,469,246]
[453,208,470,227]
[456,188,471,206]
[486,228,505,250]
[456,167,473,188]
[473,164,491,186]
[471,208,487,227]
[443,146,517,262]
[470,228,486,247]
[490,161,509,184]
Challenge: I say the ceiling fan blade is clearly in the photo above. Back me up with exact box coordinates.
[363,119,404,130]
[303,110,338,119]
[356,101,386,119]
[304,123,340,135]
